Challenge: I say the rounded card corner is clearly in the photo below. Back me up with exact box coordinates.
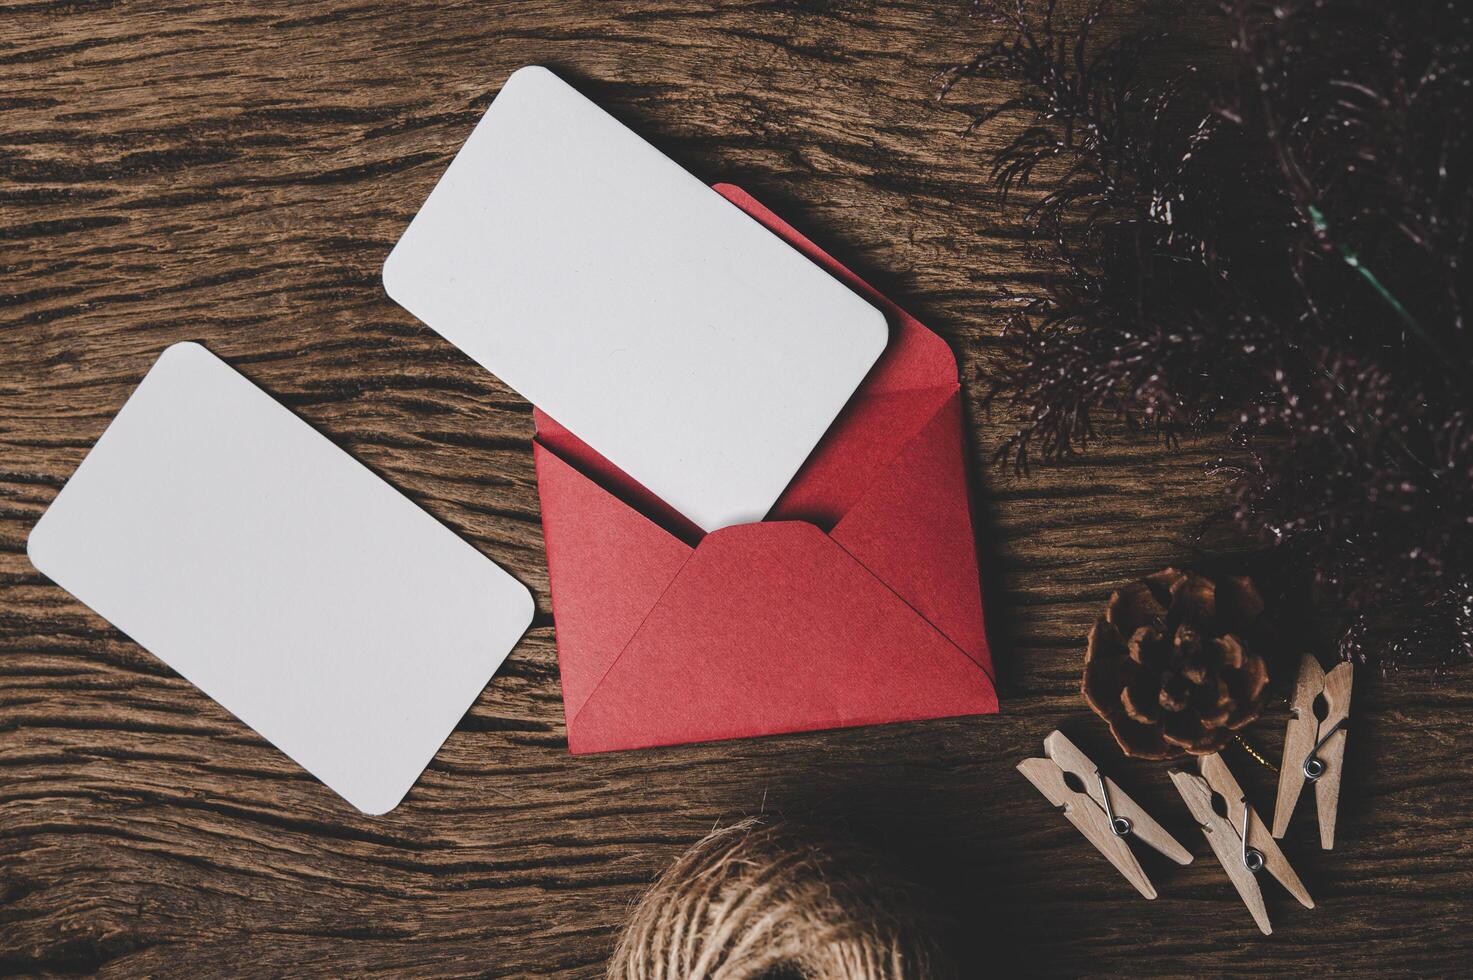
[160,340,211,366]
[503,64,558,94]
[351,788,407,817]
[25,514,55,578]
[380,247,406,301]
[514,580,537,631]
[858,300,890,354]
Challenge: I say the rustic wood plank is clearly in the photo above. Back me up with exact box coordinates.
[2,1,1471,976]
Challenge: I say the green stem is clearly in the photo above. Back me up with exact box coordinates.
[1307,205,1447,359]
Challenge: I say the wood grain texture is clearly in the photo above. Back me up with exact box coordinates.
[2,2,1471,976]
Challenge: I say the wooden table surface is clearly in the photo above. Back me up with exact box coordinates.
[3,2,1471,976]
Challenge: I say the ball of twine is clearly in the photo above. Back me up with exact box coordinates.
[607,818,956,980]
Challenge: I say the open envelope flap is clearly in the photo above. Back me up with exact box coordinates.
[566,522,998,754]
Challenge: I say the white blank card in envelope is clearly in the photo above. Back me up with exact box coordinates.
[27,343,535,814]
[383,65,888,533]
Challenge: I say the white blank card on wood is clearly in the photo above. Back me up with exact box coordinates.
[27,343,535,814]
[383,65,888,533]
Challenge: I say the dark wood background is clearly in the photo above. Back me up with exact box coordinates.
[3,2,1470,976]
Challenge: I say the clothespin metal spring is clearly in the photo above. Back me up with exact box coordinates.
[1097,771,1133,837]
[1240,800,1265,873]
[1302,717,1348,781]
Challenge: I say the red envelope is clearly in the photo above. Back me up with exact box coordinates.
[533,185,998,754]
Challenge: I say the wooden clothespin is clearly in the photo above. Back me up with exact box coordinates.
[1170,752,1313,935]
[1273,654,1353,848]
[1018,730,1193,899]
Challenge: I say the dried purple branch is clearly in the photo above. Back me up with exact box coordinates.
[945,0,1473,673]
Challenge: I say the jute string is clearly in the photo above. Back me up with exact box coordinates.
[607,818,955,980]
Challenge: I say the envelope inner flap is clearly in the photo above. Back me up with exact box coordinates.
[769,383,957,529]
[534,441,693,718]
[831,388,993,677]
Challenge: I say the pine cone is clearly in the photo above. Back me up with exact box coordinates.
[1083,568,1270,759]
